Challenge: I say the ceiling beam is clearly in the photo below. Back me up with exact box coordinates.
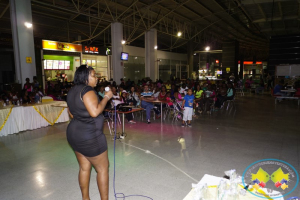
[257,4,266,21]
[253,15,300,23]
[128,0,191,43]
[241,0,294,5]
[261,27,300,32]
[0,3,9,19]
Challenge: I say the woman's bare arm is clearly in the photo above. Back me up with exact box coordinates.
[67,107,73,118]
[83,91,113,117]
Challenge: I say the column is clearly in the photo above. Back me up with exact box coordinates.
[221,40,239,79]
[10,0,36,85]
[145,29,157,81]
[187,40,194,78]
[111,22,123,84]
[239,56,244,79]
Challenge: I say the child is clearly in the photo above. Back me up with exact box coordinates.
[166,92,173,108]
[181,88,195,127]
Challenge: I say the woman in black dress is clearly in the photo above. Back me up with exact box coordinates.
[67,65,113,200]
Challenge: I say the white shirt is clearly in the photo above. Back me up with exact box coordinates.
[179,87,188,95]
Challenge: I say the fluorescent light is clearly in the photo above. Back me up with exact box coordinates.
[154,45,158,49]
[24,22,32,28]
[177,32,182,37]
[205,46,210,51]
[121,40,126,44]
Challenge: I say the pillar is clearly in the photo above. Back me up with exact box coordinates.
[239,55,244,79]
[111,22,123,84]
[187,40,194,79]
[145,28,157,81]
[10,0,36,85]
[222,40,239,79]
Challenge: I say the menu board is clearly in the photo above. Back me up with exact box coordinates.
[58,61,65,69]
[44,60,71,70]
[82,60,86,64]
[53,60,59,69]
[65,61,70,70]
[46,60,53,69]
[86,60,91,65]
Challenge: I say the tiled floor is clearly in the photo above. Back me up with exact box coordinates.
[0,94,299,200]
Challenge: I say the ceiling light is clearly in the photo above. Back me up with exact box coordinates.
[24,22,32,28]
[205,46,210,51]
[194,53,197,55]
[154,45,158,49]
[177,32,182,37]
[121,40,126,44]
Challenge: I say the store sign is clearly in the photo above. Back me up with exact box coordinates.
[83,46,99,54]
[42,40,82,52]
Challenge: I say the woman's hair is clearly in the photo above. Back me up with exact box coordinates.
[74,65,94,85]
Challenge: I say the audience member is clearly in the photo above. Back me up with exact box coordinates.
[140,85,160,124]
[181,88,195,127]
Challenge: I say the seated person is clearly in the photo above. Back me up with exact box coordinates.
[215,84,228,108]
[166,92,173,108]
[202,83,208,91]
[245,77,253,89]
[273,80,287,96]
[179,84,188,95]
[174,88,184,107]
[111,86,122,106]
[33,87,44,103]
[127,86,140,106]
[170,84,176,99]
[194,85,203,101]
[200,85,215,114]
[21,89,33,104]
[165,81,171,91]
[98,85,105,99]
[225,83,235,101]
[158,86,167,101]
[140,85,160,124]
[153,86,160,98]
[194,84,204,113]
[120,91,136,124]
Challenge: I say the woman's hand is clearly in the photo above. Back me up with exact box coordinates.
[104,91,113,99]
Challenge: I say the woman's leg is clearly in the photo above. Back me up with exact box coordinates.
[86,151,109,200]
[75,152,92,200]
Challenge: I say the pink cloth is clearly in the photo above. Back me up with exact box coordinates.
[166,97,173,106]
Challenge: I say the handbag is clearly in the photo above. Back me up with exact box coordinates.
[118,106,132,112]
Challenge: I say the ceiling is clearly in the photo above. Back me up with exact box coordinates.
[0,0,299,58]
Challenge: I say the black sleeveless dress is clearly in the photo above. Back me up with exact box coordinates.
[66,84,107,157]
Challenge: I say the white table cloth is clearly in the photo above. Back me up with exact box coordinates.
[0,101,69,137]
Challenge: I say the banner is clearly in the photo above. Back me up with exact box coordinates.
[42,40,82,52]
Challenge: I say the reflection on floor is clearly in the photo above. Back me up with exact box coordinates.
[0,94,299,200]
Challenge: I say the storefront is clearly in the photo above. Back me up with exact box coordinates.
[240,61,266,82]
[82,46,111,81]
[42,40,82,85]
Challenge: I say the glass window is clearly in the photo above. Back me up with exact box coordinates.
[158,59,170,81]
[124,56,145,83]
